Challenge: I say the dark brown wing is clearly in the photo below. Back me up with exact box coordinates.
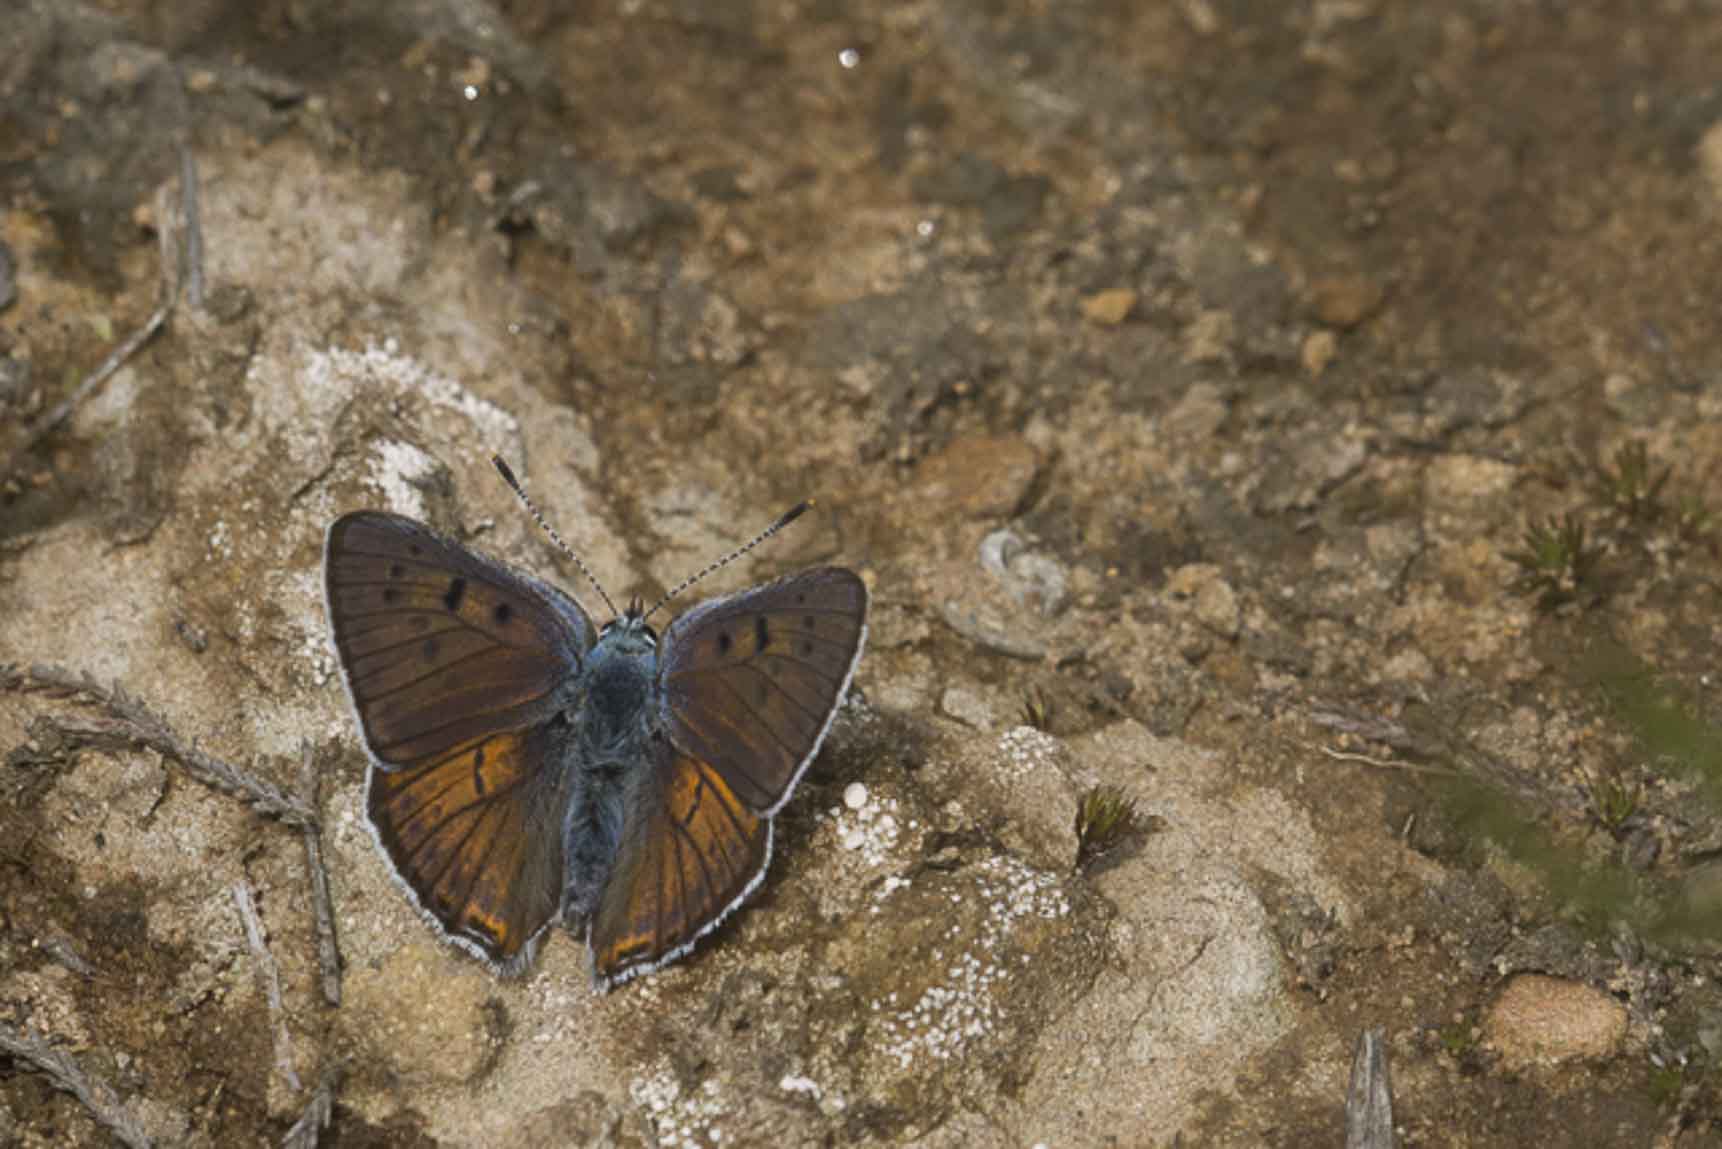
[325,511,593,970]
[588,745,769,988]
[324,511,592,767]
[367,725,570,970]
[656,568,867,815]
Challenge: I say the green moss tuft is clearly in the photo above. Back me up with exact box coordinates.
[1505,512,1602,609]
[1074,784,1142,871]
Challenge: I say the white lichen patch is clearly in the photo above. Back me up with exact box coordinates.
[369,438,441,519]
[870,873,913,915]
[779,1073,822,1099]
[871,855,1070,1070]
[300,341,519,450]
[823,789,904,869]
[996,725,1061,779]
[630,1064,729,1148]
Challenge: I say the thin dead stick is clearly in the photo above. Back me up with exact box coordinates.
[3,664,319,828]
[298,741,343,1007]
[1344,1027,1395,1149]
[178,142,204,311]
[21,180,183,454]
[0,1020,156,1149]
[280,1066,340,1149]
[1307,742,1462,778]
[232,879,303,1093]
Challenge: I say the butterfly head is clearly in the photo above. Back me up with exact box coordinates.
[596,599,659,656]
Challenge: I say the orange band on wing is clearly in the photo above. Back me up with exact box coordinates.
[368,728,563,965]
[590,749,768,982]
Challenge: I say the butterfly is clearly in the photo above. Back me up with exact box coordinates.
[322,457,867,989]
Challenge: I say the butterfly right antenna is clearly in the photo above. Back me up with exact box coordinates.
[492,455,620,619]
[641,500,811,622]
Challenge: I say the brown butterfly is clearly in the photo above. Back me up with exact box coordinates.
[323,458,867,988]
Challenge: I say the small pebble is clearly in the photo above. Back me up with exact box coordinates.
[844,782,869,810]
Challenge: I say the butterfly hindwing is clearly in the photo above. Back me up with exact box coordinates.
[589,745,770,987]
[367,725,572,969]
[324,511,593,767]
[656,567,867,814]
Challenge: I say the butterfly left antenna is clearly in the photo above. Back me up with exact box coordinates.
[642,500,811,622]
[491,455,620,619]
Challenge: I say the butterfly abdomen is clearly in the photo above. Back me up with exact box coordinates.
[561,739,635,920]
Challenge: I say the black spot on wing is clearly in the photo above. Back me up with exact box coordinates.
[443,577,468,611]
[755,616,770,650]
[717,630,733,656]
[493,602,513,624]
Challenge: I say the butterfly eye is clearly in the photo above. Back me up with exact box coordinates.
[642,625,659,647]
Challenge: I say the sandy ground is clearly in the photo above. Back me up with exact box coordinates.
[3,2,1722,1146]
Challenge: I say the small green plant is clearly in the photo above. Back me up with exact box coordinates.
[1647,1064,1686,1109]
[1604,440,1671,520]
[1505,513,1602,608]
[1585,765,1642,834]
[1674,492,1715,542]
[1437,1021,1479,1059]
[1074,784,1142,870]
[1020,686,1053,731]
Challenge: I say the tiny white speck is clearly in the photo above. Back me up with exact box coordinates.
[463,84,479,100]
[838,48,860,69]
[844,782,869,810]
[916,219,935,238]
[780,1074,821,1099]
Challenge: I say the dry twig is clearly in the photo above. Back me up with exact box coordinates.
[1309,743,1462,778]
[178,142,205,310]
[280,1066,340,1149]
[0,1020,156,1149]
[298,741,343,1006]
[19,178,182,458]
[3,664,319,828]
[1345,1027,1395,1149]
[232,879,302,1093]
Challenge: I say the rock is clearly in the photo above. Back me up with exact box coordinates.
[1698,119,1722,207]
[1301,328,1337,376]
[1012,720,1348,1145]
[978,528,1069,617]
[1482,974,1628,1068]
[939,598,1051,660]
[1165,563,1241,638]
[939,684,998,730]
[1306,274,1385,329]
[915,435,1041,520]
[1080,288,1137,326]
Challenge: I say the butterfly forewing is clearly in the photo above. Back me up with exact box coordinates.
[324,512,593,767]
[657,567,867,814]
[589,746,770,987]
[368,725,570,969]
